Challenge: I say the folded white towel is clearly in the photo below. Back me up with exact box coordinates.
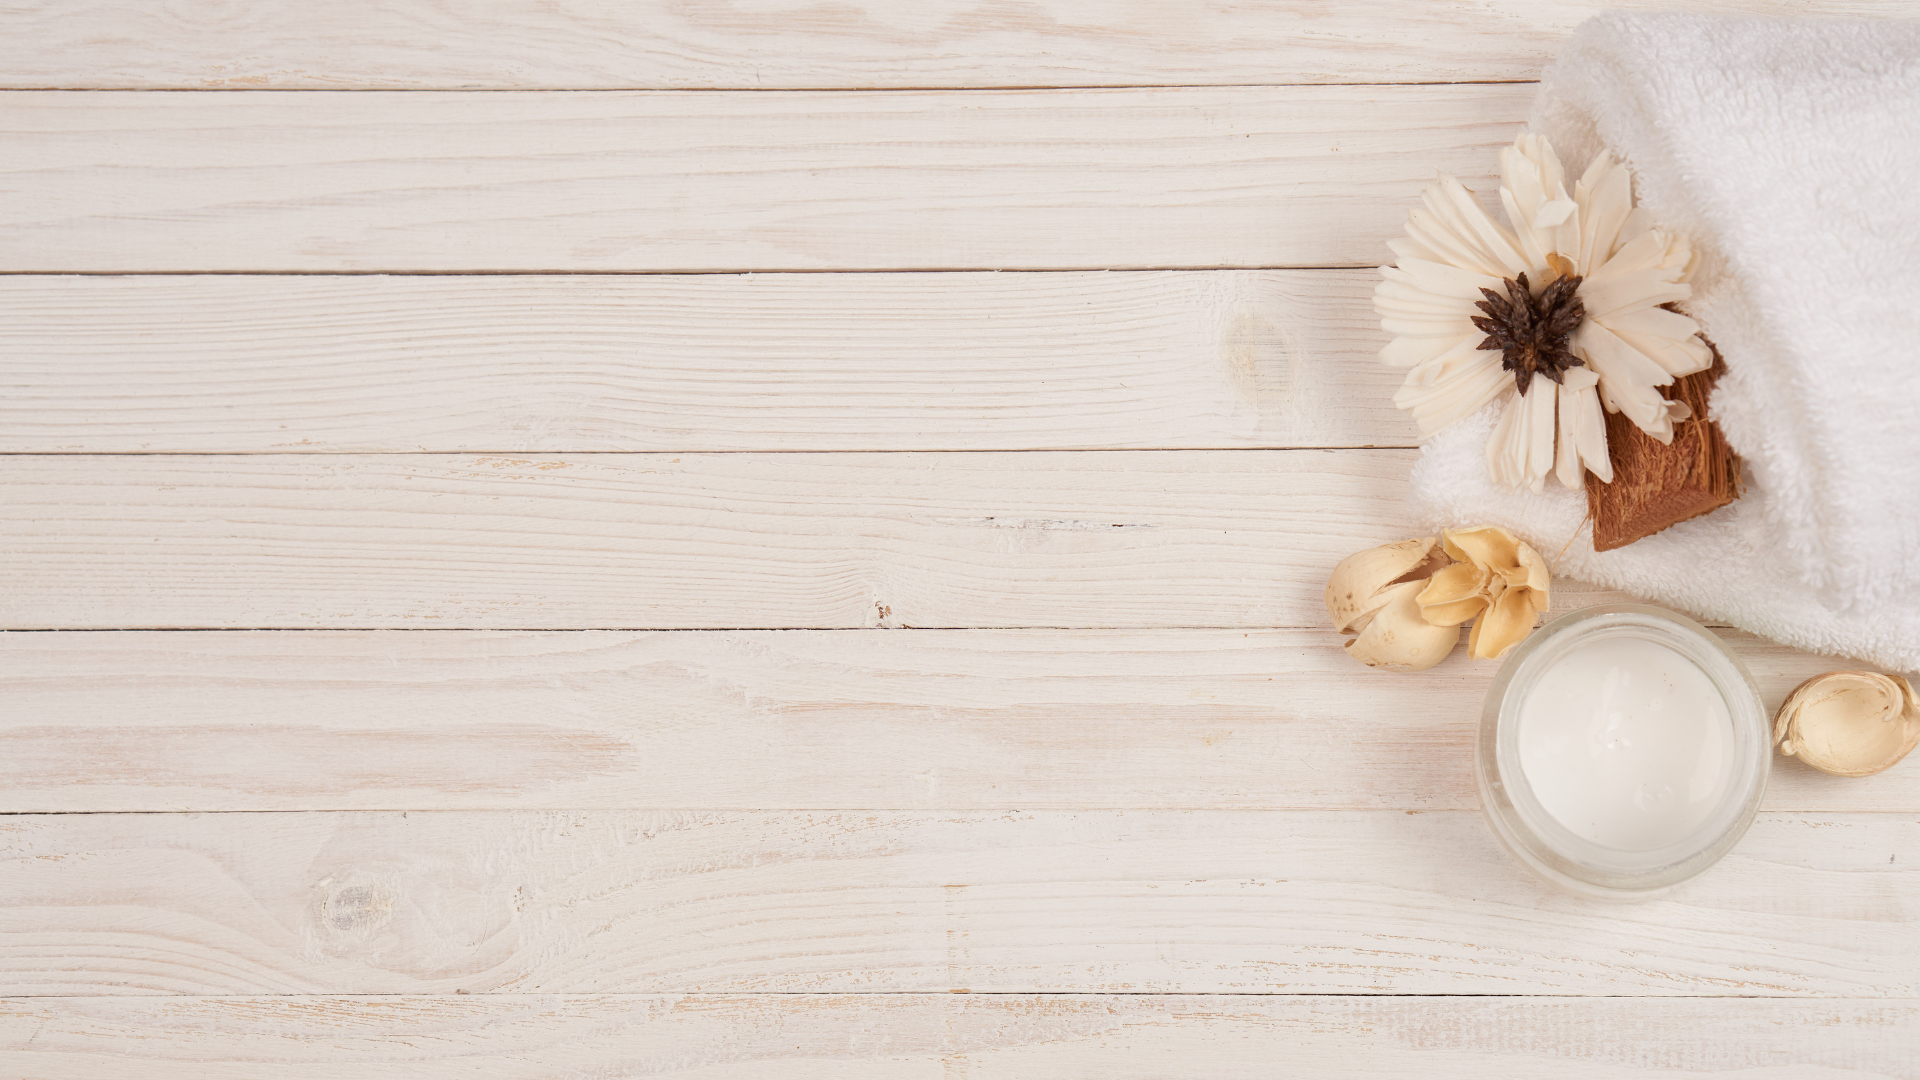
[1410,14,1920,671]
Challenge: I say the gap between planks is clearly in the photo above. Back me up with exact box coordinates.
[0,81,1542,92]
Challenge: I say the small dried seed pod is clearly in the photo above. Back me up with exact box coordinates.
[1774,671,1920,777]
[1417,524,1551,660]
[1343,579,1461,672]
[1324,537,1446,635]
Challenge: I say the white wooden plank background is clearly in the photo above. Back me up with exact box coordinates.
[2,629,1908,813]
[0,450,1649,629]
[0,0,1897,89]
[7,2,1917,1074]
[0,86,1529,271]
[4,996,1913,1078]
[4,449,1668,630]
[0,271,1414,453]
[3,810,1915,996]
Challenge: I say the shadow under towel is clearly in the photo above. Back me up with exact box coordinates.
[1410,13,1920,671]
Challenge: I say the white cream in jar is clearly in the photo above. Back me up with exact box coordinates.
[1515,636,1734,850]
[1477,605,1769,900]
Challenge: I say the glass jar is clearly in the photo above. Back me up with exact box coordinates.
[1476,603,1770,900]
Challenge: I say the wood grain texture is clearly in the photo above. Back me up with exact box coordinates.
[2,628,1904,814]
[3,996,1915,1078]
[0,85,1531,272]
[0,0,1905,89]
[0,449,1458,631]
[0,271,1416,453]
[2,810,1915,996]
[0,450,1657,630]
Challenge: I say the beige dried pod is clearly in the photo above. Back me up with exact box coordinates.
[1325,537,1445,634]
[1774,671,1920,777]
[1416,524,1551,660]
[1343,579,1461,672]
[1416,558,1495,627]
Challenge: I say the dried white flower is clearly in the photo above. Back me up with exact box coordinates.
[1375,133,1714,491]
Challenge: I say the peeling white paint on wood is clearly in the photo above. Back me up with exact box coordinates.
[2,995,1914,1078]
[1,810,1914,997]
[0,271,1414,453]
[0,628,1901,813]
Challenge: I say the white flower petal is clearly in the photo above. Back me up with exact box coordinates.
[1523,380,1557,493]
[1500,187,1551,269]
[1427,175,1530,278]
[1386,235,1447,266]
[1533,198,1577,229]
[1375,295,1472,321]
[1397,360,1513,435]
[1519,133,1567,193]
[1406,208,1504,279]
[1606,325,1714,378]
[1577,274,1691,320]
[1501,143,1548,211]
[1379,334,1465,369]
[1384,256,1504,300]
[1485,382,1558,493]
[1381,313,1477,338]
[1555,368,1611,488]
[1502,136,1565,212]
[1658,232,1695,277]
[1585,229,1680,282]
[1598,304,1700,340]
[1375,279,1476,314]
[1575,322,1677,441]
[1498,136,1579,271]
[1575,153,1634,272]
[1615,204,1657,248]
[1401,335,1492,387]
[1486,391,1528,489]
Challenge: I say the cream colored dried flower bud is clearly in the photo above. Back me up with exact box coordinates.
[1417,524,1551,661]
[1325,537,1458,671]
[1416,558,1495,627]
[1774,671,1920,777]
[1420,522,1551,657]
[1343,579,1462,672]
[1325,537,1445,634]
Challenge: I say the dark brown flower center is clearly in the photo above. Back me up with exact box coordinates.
[1471,270,1586,397]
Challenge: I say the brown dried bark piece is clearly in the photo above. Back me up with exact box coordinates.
[1585,341,1742,552]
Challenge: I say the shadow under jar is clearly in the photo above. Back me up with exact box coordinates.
[1476,604,1770,900]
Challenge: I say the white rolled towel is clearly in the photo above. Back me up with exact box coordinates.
[1409,13,1920,671]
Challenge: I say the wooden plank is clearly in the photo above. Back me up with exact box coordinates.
[3,996,1915,1078]
[0,271,1416,453]
[0,1,1900,90]
[1,628,1902,814]
[0,450,1653,630]
[0,85,1529,272]
[1,810,1914,996]
[0,449,1447,631]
